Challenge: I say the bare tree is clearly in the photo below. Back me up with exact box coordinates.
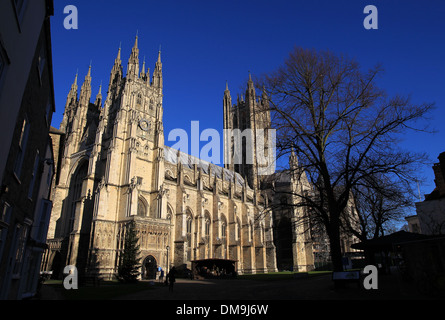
[347,173,414,242]
[258,47,433,271]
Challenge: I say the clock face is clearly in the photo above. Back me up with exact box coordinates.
[139,119,150,132]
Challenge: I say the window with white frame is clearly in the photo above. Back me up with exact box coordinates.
[14,116,30,180]
[45,100,52,126]
[0,202,12,263]
[37,45,46,84]
[36,199,51,243]
[28,151,40,199]
[12,224,28,278]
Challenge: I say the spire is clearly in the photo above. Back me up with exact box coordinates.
[152,47,163,89]
[223,80,234,170]
[109,44,123,90]
[95,82,102,107]
[140,56,146,79]
[116,43,122,63]
[224,81,232,102]
[289,146,299,170]
[79,64,92,105]
[157,47,162,63]
[261,85,270,109]
[224,81,232,108]
[60,71,79,132]
[246,71,256,103]
[261,85,266,97]
[247,71,254,88]
[86,62,92,79]
[68,71,78,97]
[127,34,140,80]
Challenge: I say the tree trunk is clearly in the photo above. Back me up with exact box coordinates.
[327,221,343,272]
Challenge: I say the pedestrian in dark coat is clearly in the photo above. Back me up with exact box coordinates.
[167,267,176,292]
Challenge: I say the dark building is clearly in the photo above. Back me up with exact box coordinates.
[0,0,55,299]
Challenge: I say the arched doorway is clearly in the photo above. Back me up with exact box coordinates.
[50,251,62,280]
[143,255,157,280]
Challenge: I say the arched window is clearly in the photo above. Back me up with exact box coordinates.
[236,218,241,241]
[220,215,227,241]
[68,161,88,233]
[136,94,143,111]
[186,210,193,261]
[137,197,147,217]
[204,212,211,238]
[186,216,192,234]
[166,205,173,220]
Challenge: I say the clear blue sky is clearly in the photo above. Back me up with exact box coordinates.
[50,0,445,201]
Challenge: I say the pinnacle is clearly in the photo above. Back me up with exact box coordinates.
[116,44,122,61]
[134,31,138,48]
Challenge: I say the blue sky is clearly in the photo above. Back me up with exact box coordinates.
[50,0,445,201]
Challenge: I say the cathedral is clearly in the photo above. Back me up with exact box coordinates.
[42,36,317,280]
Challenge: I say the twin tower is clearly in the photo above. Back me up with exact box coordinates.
[43,35,314,280]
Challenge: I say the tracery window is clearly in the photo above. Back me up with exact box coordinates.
[137,197,147,217]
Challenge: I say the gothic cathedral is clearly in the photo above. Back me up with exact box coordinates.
[43,36,316,280]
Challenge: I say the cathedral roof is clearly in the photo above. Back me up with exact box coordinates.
[164,146,245,186]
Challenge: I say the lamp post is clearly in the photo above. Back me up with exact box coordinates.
[166,245,170,275]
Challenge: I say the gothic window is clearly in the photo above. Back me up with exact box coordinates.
[68,162,88,233]
[260,224,265,244]
[166,205,173,221]
[204,213,211,238]
[137,197,147,217]
[136,94,143,111]
[186,215,192,234]
[220,215,227,241]
[241,112,247,129]
[149,99,154,110]
[236,218,241,241]
[186,210,193,261]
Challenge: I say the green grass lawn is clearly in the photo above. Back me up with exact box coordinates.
[41,271,333,299]
[43,279,159,300]
[237,271,332,281]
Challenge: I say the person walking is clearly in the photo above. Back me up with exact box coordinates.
[167,267,176,292]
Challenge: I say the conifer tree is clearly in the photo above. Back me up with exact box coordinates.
[117,221,141,282]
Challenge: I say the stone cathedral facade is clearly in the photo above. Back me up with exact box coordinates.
[43,36,316,280]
